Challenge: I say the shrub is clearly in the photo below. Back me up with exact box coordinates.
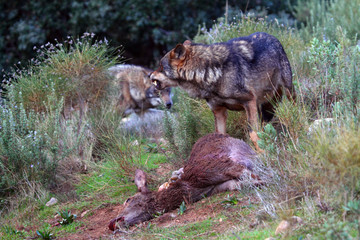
[89,104,153,179]
[300,33,360,118]
[0,87,66,197]
[294,0,360,43]
[9,33,120,113]
[309,124,360,202]
[0,34,118,206]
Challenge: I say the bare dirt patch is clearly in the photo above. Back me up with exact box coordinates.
[58,204,125,240]
[57,193,258,240]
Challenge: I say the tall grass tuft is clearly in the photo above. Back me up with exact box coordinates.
[0,33,120,210]
[89,103,152,179]
[9,33,121,113]
[308,124,360,203]
[162,90,204,162]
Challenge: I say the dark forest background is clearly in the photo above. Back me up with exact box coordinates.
[0,0,296,73]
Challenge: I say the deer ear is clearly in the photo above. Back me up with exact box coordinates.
[171,44,187,60]
[135,169,149,193]
[183,40,192,46]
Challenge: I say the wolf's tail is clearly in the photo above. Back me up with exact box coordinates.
[280,52,296,102]
[261,52,295,122]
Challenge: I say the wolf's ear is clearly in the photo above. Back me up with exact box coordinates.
[171,44,187,60]
[135,169,149,193]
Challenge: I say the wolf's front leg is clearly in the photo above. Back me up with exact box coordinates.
[244,99,264,152]
[212,106,228,134]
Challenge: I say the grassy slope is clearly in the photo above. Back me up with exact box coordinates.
[1,3,360,239]
[0,144,334,240]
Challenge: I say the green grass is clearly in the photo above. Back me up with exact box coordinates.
[139,218,218,239]
[226,229,274,240]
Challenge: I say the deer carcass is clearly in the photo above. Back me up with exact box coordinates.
[109,133,261,230]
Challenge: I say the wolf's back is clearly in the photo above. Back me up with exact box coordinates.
[239,32,293,94]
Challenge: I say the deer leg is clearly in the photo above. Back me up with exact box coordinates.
[244,99,263,152]
[212,178,264,195]
[212,106,228,134]
[212,180,240,194]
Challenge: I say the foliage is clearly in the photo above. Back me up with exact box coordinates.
[36,229,54,240]
[0,34,117,206]
[318,216,357,240]
[7,33,119,112]
[0,87,67,197]
[257,124,277,154]
[344,200,360,216]
[89,105,146,178]
[144,142,164,154]
[309,125,360,202]
[301,33,360,117]
[162,90,204,161]
[293,0,360,43]
[57,209,77,225]
[178,201,186,215]
[221,195,239,207]
[1,225,24,237]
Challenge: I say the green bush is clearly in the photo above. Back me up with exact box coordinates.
[294,0,360,43]
[9,33,120,112]
[300,33,360,117]
[0,34,118,204]
[0,87,66,197]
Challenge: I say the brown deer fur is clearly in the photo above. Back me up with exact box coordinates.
[109,133,261,230]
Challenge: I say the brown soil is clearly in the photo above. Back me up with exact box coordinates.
[55,193,258,240]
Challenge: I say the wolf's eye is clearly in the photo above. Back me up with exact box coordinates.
[152,79,162,90]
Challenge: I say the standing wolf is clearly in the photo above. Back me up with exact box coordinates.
[150,32,295,150]
[108,65,172,116]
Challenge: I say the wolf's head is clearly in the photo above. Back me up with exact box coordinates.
[150,40,192,89]
[144,85,173,109]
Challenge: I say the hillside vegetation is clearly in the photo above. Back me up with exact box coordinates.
[0,0,359,239]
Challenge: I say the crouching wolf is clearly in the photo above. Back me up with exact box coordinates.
[150,32,295,150]
[108,65,172,116]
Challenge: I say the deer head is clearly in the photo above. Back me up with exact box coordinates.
[108,169,157,230]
